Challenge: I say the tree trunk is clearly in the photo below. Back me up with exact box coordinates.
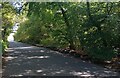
[86,2,92,20]
[59,4,75,49]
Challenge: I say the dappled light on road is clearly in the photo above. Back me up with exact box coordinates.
[2,42,119,77]
[27,56,50,59]
[14,46,36,50]
[36,70,43,73]
[4,56,18,61]
[70,71,94,77]
[5,48,14,52]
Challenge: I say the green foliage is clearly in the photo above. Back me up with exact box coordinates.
[87,47,116,61]
[0,40,8,55]
[15,2,120,61]
[1,2,16,54]
[1,40,8,54]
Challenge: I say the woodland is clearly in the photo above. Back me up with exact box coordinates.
[1,2,120,71]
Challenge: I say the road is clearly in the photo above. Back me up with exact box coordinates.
[2,41,119,77]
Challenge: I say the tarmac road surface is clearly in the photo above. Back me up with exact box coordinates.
[2,41,120,78]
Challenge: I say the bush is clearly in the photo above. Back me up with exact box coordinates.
[1,40,8,55]
[87,46,116,61]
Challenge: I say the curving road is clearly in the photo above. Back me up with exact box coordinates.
[2,41,119,77]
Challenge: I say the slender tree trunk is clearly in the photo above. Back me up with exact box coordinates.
[58,4,75,49]
[86,2,92,20]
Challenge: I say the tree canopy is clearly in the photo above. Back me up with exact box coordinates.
[11,2,120,61]
[1,2,16,54]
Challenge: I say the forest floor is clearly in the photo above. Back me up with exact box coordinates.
[2,41,120,77]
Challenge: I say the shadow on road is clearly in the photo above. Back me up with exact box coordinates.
[2,41,119,77]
